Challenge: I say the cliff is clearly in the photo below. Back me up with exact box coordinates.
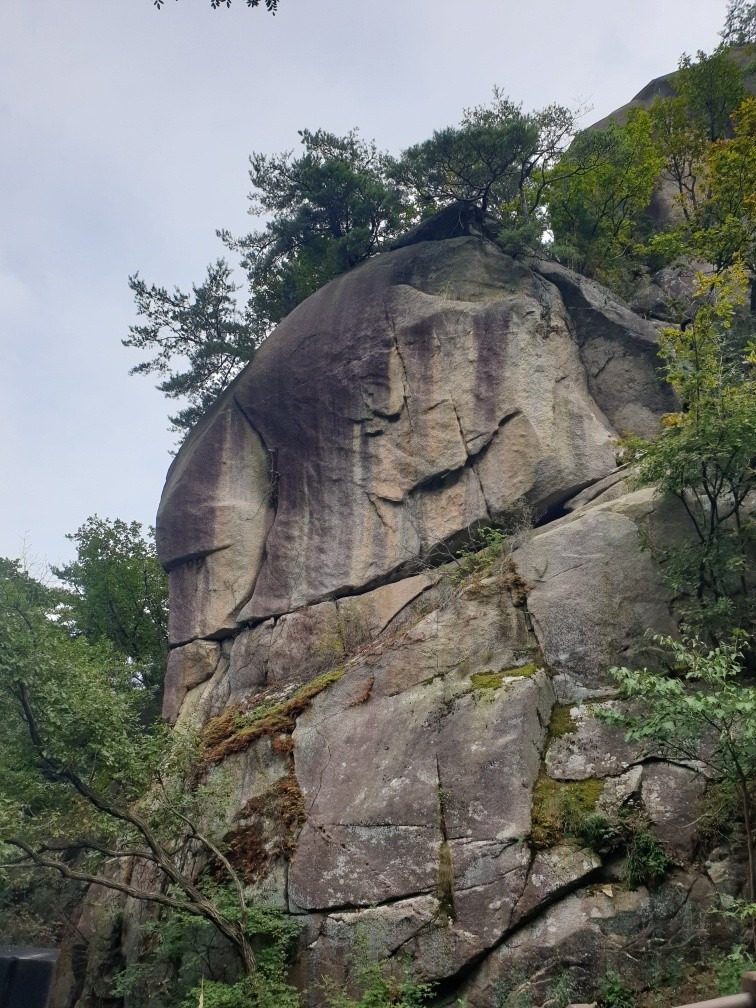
[128,229,745,1004]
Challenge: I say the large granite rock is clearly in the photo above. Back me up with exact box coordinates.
[67,233,737,1008]
[158,237,675,643]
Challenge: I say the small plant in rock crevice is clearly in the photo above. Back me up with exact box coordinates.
[598,968,636,1008]
[623,827,672,888]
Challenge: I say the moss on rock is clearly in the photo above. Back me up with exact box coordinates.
[531,774,604,849]
[203,665,345,763]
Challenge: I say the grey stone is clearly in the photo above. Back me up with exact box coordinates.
[513,488,680,698]
[162,639,221,723]
[158,238,673,636]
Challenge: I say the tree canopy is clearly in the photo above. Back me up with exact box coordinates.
[0,556,281,991]
[547,44,752,293]
[127,45,754,437]
[228,128,411,324]
[126,96,581,437]
[52,516,168,712]
[391,92,575,218]
[547,110,663,287]
[623,264,755,638]
[722,0,756,45]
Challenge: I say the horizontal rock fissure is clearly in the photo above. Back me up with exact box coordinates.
[162,540,233,574]
[301,887,437,917]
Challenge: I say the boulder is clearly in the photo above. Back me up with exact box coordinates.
[158,237,674,638]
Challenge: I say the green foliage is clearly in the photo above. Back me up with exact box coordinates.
[125,259,259,434]
[623,830,672,888]
[714,944,756,993]
[530,765,673,884]
[0,558,163,845]
[128,130,409,437]
[320,955,435,1008]
[115,898,301,1008]
[393,91,573,219]
[675,47,745,143]
[607,634,756,921]
[548,45,748,294]
[647,94,756,276]
[493,967,574,1008]
[717,943,756,991]
[607,635,756,787]
[693,96,756,273]
[230,128,409,325]
[185,976,298,1008]
[547,110,663,288]
[722,1,756,45]
[52,515,168,714]
[598,969,636,1008]
[624,265,755,636]
[648,93,708,222]
[0,555,269,977]
[451,524,509,582]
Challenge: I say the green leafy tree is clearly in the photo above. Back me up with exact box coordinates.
[624,264,755,637]
[127,131,409,437]
[115,900,301,1008]
[648,93,709,222]
[547,109,664,287]
[647,90,755,293]
[722,1,756,46]
[226,128,410,325]
[52,516,168,717]
[392,90,575,236]
[0,559,279,983]
[606,633,756,947]
[693,97,756,281]
[675,47,745,143]
[125,259,258,435]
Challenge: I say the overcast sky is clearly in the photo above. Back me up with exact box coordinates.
[0,0,728,571]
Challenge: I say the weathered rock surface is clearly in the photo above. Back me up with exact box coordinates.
[158,236,675,642]
[67,233,738,1008]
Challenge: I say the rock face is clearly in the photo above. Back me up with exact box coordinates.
[139,233,734,1005]
[158,236,674,647]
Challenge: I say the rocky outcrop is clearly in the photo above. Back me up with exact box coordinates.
[157,236,674,648]
[139,233,739,1005]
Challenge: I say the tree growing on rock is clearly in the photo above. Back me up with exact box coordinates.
[546,110,663,288]
[623,263,755,639]
[125,259,259,435]
[126,129,410,437]
[391,90,577,246]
